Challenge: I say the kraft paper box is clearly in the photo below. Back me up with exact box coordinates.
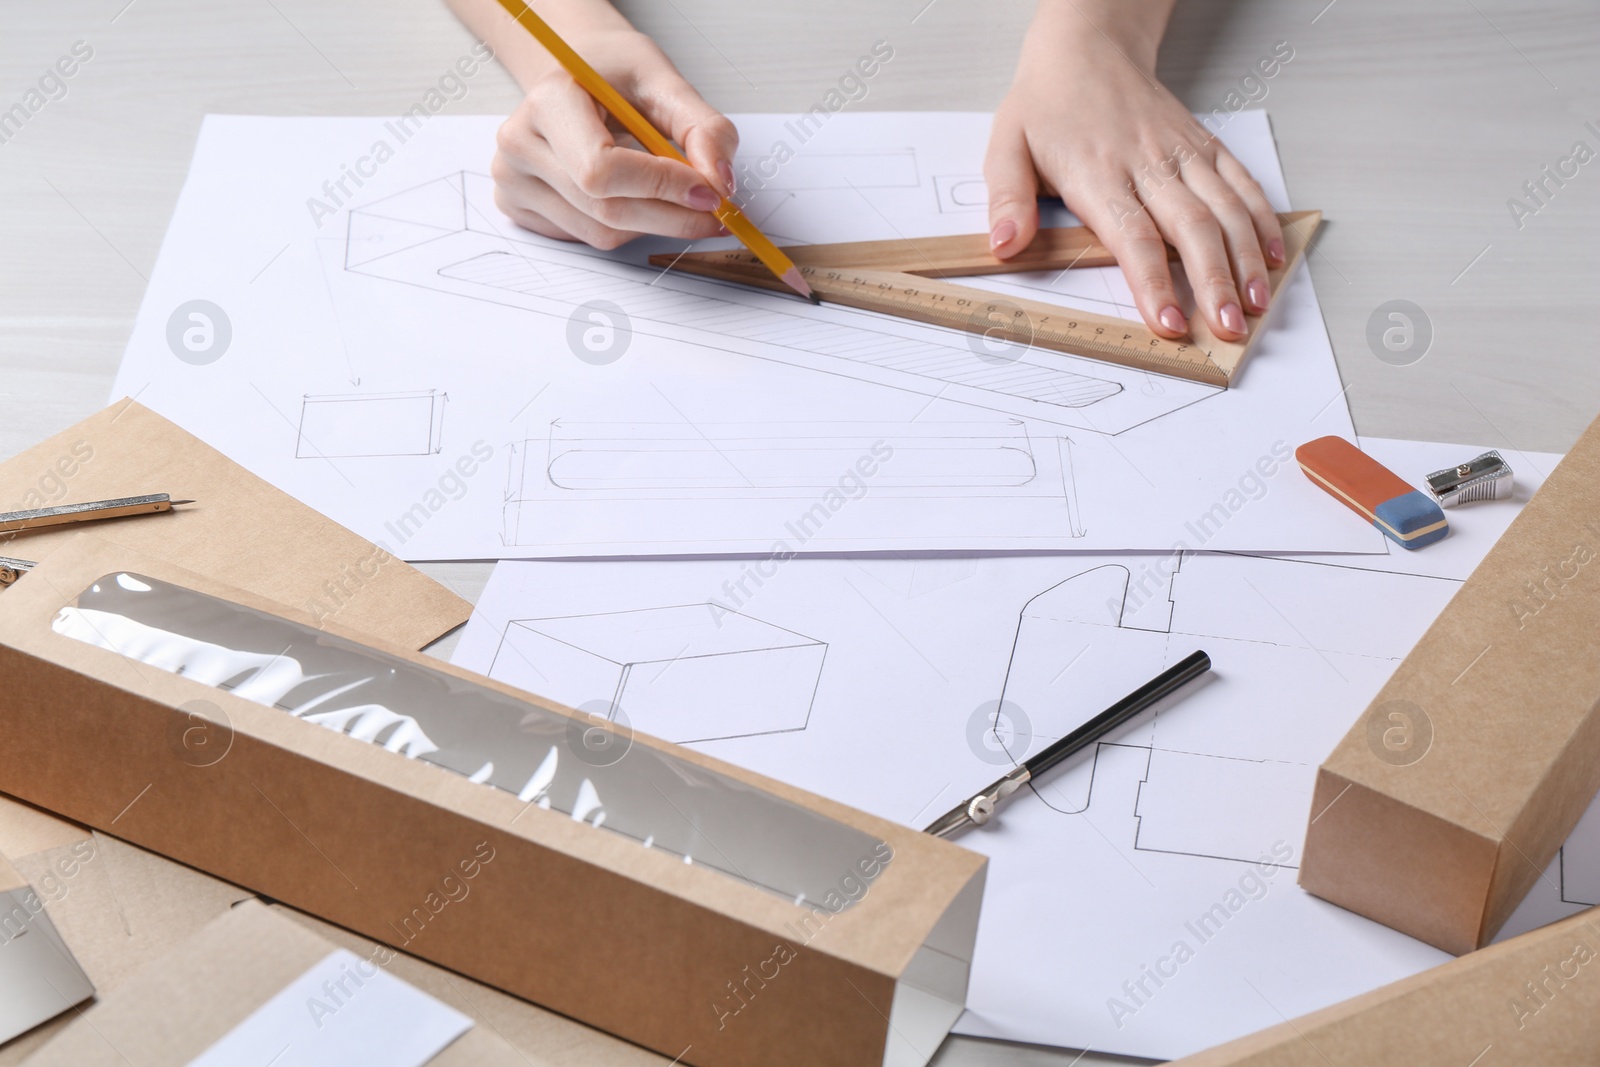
[0,797,672,1066]
[0,535,986,1067]
[1169,906,1600,1066]
[0,399,468,650]
[1300,414,1600,953]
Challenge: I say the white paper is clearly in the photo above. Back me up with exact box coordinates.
[112,111,1379,559]
[448,439,1582,1060]
[187,948,471,1067]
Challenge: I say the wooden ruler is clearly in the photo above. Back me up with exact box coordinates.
[649,210,1321,387]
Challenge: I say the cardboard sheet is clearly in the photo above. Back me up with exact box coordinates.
[0,400,468,650]
[21,901,484,1067]
[0,818,253,1065]
[0,854,94,1048]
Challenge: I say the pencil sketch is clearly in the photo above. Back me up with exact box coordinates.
[933,174,987,214]
[502,418,1090,547]
[295,389,447,459]
[344,172,1220,437]
[990,554,1458,867]
[488,603,828,745]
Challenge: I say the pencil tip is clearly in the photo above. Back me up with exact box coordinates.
[780,267,816,303]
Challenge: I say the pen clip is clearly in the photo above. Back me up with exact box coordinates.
[926,763,1033,838]
[965,764,1032,826]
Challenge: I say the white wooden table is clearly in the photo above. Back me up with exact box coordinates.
[2,1,1595,1063]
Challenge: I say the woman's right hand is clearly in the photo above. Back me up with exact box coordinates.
[491,28,738,249]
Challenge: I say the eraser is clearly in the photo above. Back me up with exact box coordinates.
[1295,436,1448,550]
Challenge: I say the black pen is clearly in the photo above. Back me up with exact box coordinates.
[924,650,1212,838]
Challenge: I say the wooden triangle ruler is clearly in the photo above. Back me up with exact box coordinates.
[650,210,1321,388]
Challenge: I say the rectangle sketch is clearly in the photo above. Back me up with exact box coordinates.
[543,420,1042,492]
[490,604,827,745]
[296,390,446,459]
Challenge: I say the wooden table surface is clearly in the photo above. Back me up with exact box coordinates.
[2,1,1596,1063]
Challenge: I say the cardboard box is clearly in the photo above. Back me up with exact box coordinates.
[0,399,468,650]
[21,900,519,1066]
[0,796,672,1067]
[1169,906,1600,1066]
[1301,415,1600,953]
[0,536,986,1067]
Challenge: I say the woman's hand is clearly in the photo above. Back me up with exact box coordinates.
[491,26,738,250]
[984,3,1285,341]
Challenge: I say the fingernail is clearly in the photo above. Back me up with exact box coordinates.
[686,185,720,212]
[1220,302,1246,335]
[1159,305,1186,333]
[716,161,736,196]
[1247,278,1270,311]
[1267,238,1285,265]
[990,219,1018,251]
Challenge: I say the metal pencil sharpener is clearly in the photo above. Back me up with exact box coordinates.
[1425,450,1513,508]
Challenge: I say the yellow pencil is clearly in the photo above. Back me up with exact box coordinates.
[492,0,817,302]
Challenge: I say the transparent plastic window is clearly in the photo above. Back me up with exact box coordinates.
[53,572,887,907]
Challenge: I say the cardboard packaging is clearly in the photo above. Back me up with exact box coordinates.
[0,795,672,1067]
[0,399,468,649]
[0,536,986,1067]
[21,900,523,1066]
[1300,416,1600,953]
[1169,906,1600,1066]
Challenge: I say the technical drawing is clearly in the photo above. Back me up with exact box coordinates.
[344,173,1221,437]
[1133,748,1311,866]
[1056,438,1087,538]
[502,419,1089,546]
[542,419,1043,493]
[934,175,987,213]
[488,603,828,745]
[295,389,447,459]
[988,554,1460,868]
